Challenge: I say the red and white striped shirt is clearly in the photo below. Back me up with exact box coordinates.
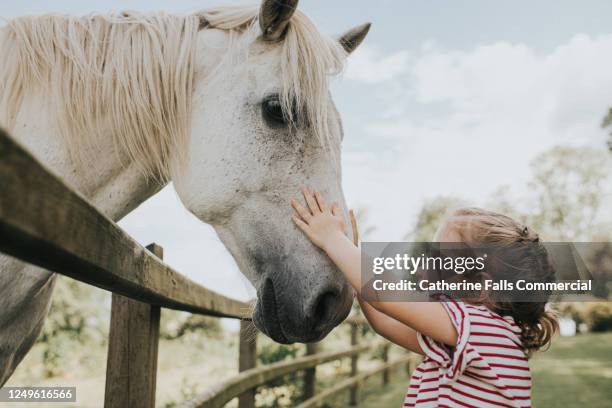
[404,299,531,408]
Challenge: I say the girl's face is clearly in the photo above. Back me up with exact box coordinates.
[433,220,463,243]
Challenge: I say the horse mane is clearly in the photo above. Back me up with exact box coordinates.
[0,6,345,180]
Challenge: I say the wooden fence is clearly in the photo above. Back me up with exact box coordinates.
[0,128,419,407]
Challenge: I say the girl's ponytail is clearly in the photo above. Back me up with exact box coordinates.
[517,308,559,355]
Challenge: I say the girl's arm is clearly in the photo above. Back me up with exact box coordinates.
[291,189,457,347]
[357,295,423,353]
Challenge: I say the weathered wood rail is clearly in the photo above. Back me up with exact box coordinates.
[0,128,419,407]
[0,129,248,319]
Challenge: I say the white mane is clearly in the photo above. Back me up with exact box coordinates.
[0,6,345,179]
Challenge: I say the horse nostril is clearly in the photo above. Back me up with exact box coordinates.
[311,290,339,329]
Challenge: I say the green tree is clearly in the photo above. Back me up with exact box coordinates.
[406,147,611,242]
[601,107,612,151]
[405,196,465,241]
[525,146,611,241]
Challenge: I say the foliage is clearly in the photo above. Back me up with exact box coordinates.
[256,343,303,407]
[370,344,388,361]
[404,195,465,241]
[525,146,611,241]
[601,107,612,152]
[491,148,612,323]
[37,277,109,377]
[256,384,300,408]
[584,303,612,332]
[161,377,200,408]
[160,309,221,340]
[350,304,376,338]
[553,302,612,333]
[554,303,586,328]
[36,278,222,378]
[407,146,611,242]
[257,343,300,365]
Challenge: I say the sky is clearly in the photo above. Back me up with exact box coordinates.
[3,1,611,302]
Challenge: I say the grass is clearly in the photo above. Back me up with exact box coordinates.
[530,332,612,408]
[356,332,612,408]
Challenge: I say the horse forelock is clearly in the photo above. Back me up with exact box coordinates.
[0,5,345,180]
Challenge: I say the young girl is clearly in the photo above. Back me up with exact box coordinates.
[291,189,558,408]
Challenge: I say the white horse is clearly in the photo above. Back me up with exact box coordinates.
[0,0,369,384]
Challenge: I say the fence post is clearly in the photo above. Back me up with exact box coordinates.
[303,342,318,399]
[349,321,359,406]
[238,319,257,408]
[382,343,390,385]
[104,243,163,408]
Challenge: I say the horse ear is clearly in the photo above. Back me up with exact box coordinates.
[338,23,371,54]
[259,0,299,41]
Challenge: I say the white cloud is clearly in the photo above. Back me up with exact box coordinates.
[341,34,612,240]
[410,34,612,139]
[344,46,410,83]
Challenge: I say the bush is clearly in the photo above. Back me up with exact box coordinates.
[585,303,612,332]
[555,303,586,328]
[37,277,108,377]
[257,343,300,365]
[256,343,303,407]
[160,310,221,340]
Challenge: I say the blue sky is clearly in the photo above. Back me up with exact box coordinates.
[5,1,612,50]
[3,1,611,301]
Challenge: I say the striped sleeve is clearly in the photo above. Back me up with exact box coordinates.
[416,299,471,382]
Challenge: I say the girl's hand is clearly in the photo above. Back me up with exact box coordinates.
[291,189,347,252]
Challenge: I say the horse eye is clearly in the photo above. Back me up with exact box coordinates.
[262,94,287,127]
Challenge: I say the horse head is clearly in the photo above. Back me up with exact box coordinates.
[172,0,370,343]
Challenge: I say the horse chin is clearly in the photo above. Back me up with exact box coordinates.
[252,278,289,343]
[252,304,290,344]
[252,304,334,344]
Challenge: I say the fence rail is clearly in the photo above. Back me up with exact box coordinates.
[0,128,418,408]
[180,340,385,408]
[0,128,248,319]
[295,354,416,408]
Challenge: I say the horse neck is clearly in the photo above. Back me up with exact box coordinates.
[8,86,165,221]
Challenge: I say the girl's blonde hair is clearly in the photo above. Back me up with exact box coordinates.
[446,207,559,355]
